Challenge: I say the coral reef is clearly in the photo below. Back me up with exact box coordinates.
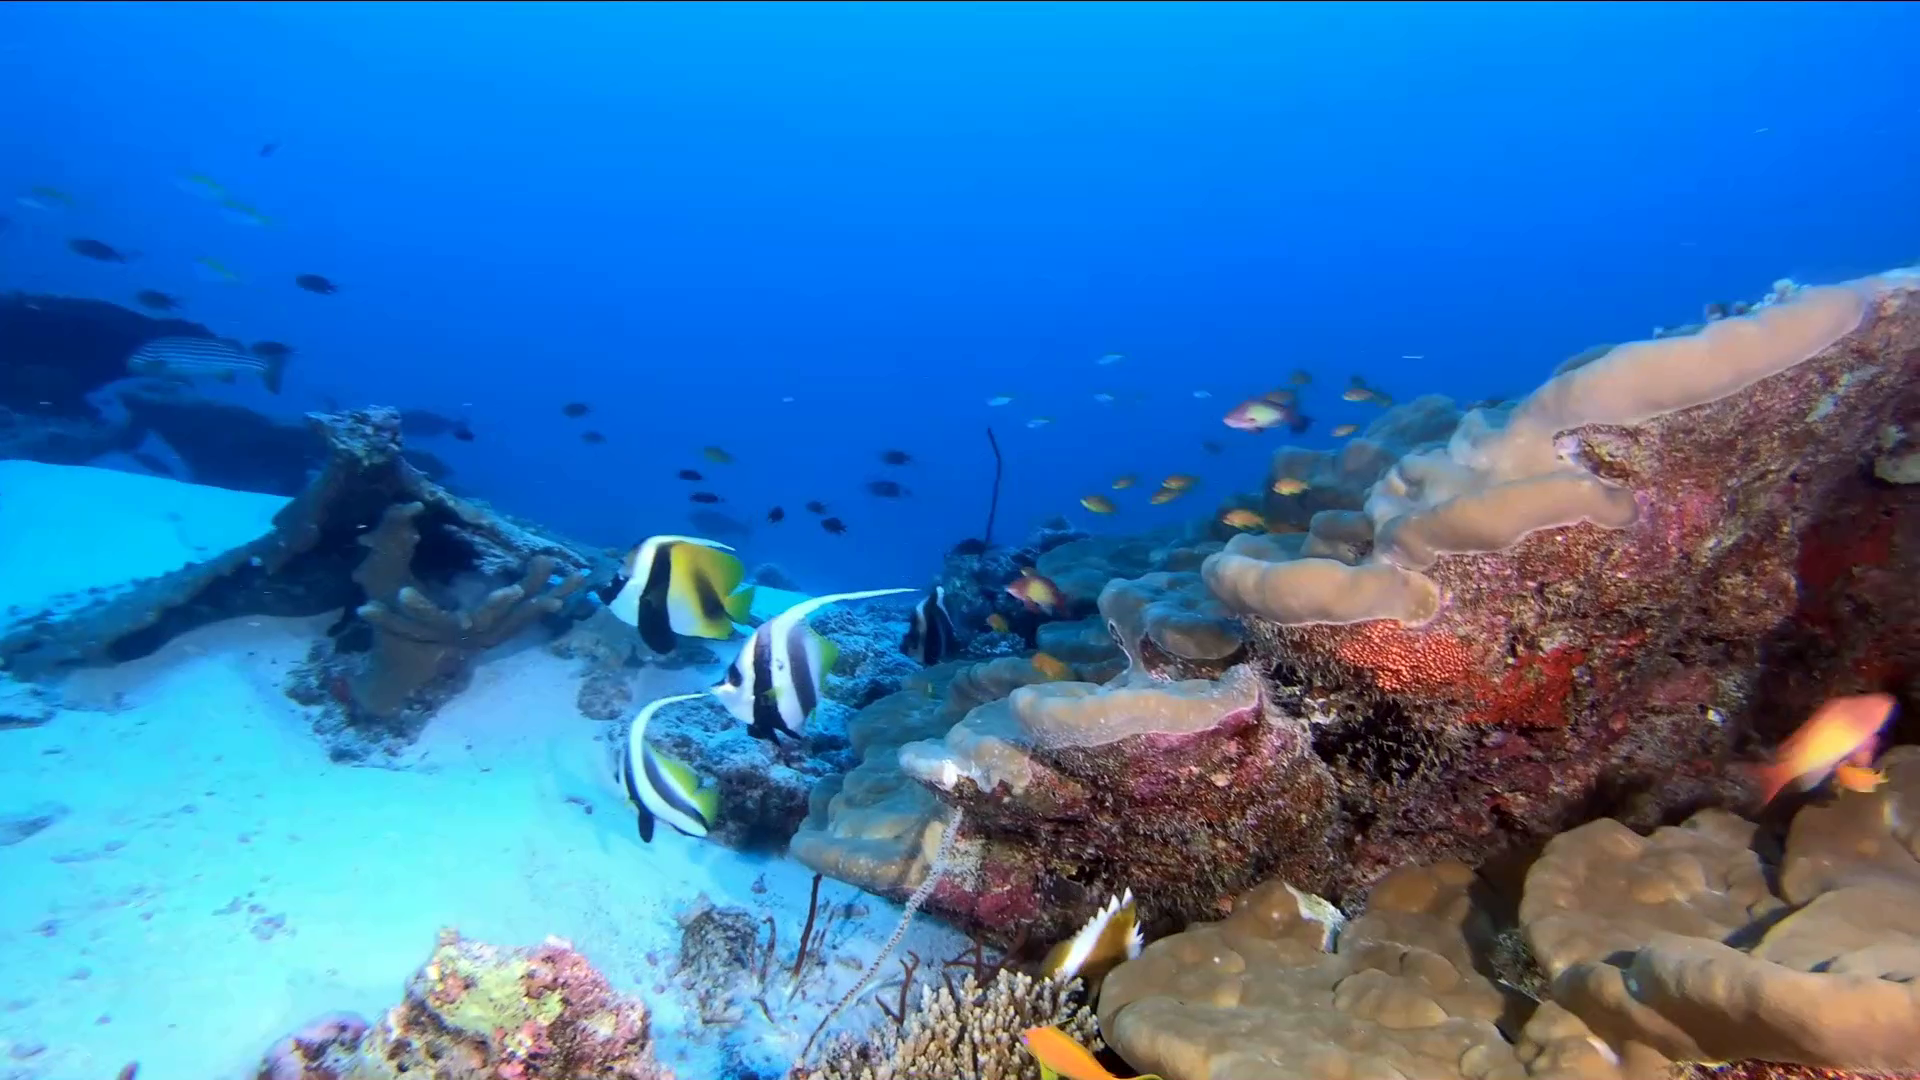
[1518,745,1920,1074]
[0,408,599,759]
[641,691,846,849]
[255,928,671,1079]
[1093,748,1920,1078]
[810,602,924,709]
[803,969,1096,1080]
[793,269,1920,970]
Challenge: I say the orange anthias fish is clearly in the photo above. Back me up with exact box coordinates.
[1030,651,1073,680]
[1006,568,1066,615]
[1022,1026,1162,1080]
[1753,692,1898,806]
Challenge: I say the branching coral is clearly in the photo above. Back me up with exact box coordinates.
[800,968,1096,1080]
[349,500,587,718]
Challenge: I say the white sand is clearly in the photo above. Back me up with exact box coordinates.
[0,460,288,629]
[0,466,968,1080]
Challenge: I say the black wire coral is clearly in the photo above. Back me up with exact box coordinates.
[349,501,587,719]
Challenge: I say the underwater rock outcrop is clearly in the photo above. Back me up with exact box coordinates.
[0,292,213,417]
[0,407,598,758]
[1195,269,1920,893]
[256,928,671,1080]
[797,269,1920,955]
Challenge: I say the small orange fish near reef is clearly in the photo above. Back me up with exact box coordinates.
[1022,1025,1162,1080]
[1006,568,1065,615]
[1753,692,1897,805]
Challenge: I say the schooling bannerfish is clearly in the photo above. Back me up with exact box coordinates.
[900,585,956,665]
[712,587,915,743]
[127,336,289,394]
[596,535,756,655]
[617,692,720,842]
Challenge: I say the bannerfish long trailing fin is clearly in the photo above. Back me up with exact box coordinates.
[596,535,756,654]
[617,692,718,843]
[712,587,915,743]
[900,584,956,666]
[1040,889,1143,990]
[126,335,290,394]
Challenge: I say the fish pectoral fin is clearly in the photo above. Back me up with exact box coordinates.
[1833,764,1887,793]
[722,585,757,623]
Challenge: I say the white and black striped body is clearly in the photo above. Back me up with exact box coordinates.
[900,584,955,665]
[712,587,914,744]
[618,692,713,842]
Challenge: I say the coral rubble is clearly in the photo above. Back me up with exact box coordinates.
[256,928,671,1079]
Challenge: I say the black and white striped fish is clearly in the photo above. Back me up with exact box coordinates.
[125,335,290,394]
[712,587,914,744]
[617,691,720,843]
[900,584,956,665]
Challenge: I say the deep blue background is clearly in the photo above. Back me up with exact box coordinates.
[3,1,1916,590]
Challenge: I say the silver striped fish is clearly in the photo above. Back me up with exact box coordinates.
[125,335,288,393]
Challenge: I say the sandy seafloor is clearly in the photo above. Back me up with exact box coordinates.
[0,460,968,1080]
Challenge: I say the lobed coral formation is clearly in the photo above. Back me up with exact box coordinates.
[257,929,670,1080]
[1094,751,1920,1078]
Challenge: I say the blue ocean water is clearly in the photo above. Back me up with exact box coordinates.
[3,6,1920,1078]
[5,1,1915,589]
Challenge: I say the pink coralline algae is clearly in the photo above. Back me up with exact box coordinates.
[255,929,670,1080]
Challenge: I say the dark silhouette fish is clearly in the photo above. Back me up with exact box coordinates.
[294,273,338,294]
[866,479,909,498]
[69,237,132,262]
[135,289,180,312]
[562,402,591,418]
[688,508,752,542]
[398,409,461,437]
